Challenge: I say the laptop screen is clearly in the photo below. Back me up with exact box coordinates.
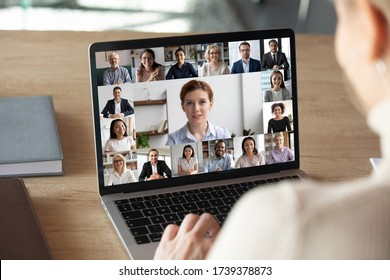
[89,29,299,195]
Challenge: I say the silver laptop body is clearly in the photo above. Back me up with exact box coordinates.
[89,29,306,259]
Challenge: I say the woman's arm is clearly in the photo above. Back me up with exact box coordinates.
[286,117,291,131]
[267,119,272,133]
[166,65,174,80]
[283,88,291,100]
[222,64,230,75]
[288,148,295,161]
[235,157,242,169]
[178,160,184,176]
[264,90,271,102]
[158,66,165,80]
[259,153,265,165]
[193,163,198,174]
[107,172,114,186]
[128,169,137,183]
[136,67,142,83]
[199,64,207,77]
[188,63,198,77]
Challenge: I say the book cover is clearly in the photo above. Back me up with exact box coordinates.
[0,177,52,259]
[0,95,63,177]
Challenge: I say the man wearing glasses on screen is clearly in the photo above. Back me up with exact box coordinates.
[231,41,261,74]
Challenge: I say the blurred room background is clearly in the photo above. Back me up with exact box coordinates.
[0,0,336,34]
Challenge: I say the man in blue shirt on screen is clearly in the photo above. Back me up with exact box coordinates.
[203,140,234,172]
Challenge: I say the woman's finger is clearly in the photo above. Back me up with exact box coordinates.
[177,213,201,235]
[160,223,179,242]
[193,213,221,238]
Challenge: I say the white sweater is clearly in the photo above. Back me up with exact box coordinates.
[208,98,390,259]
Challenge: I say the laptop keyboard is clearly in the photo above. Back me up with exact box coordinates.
[114,175,301,245]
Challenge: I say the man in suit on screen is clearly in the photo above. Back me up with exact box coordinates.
[138,149,172,181]
[101,86,134,118]
[261,39,290,70]
[231,41,261,74]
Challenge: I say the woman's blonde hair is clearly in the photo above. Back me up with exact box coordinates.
[112,154,127,172]
[204,44,221,63]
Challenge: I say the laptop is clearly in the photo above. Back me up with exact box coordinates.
[89,29,306,259]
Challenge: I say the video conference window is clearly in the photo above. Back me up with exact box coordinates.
[94,37,294,187]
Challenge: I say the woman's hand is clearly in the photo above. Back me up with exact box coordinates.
[154,213,220,260]
[147,68,159,81]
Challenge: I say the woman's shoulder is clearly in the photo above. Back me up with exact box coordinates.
[255,152,264,160]
[210,122,230,137]
[220,61,227,67]
[167,125,187,145]
[236,155,245,162]
[284,146,293,152]
[108,169,116,175]
[154,64,165,71]
[234,156,243,167]
[221,62,230,71]
[178,157,187,164]
[124,168,134,175]
[106,138,116,143]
